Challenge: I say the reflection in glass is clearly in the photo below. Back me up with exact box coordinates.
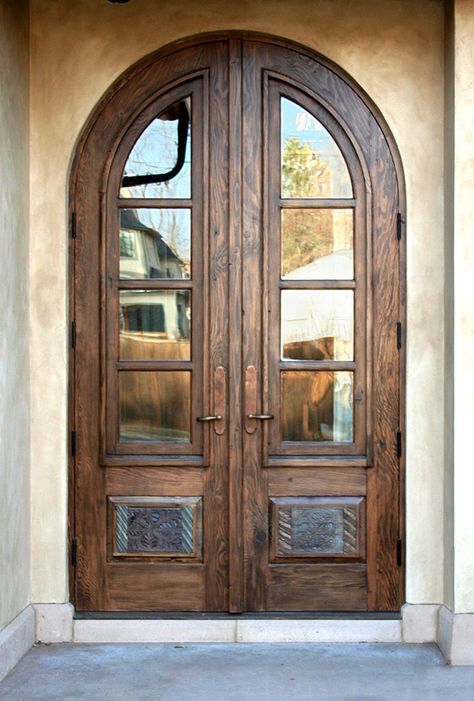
[282,371,353,442]
[121,98,191,198]
[119,209,190,279]
[120,290,191,361]
[282,209,353,279]
[119,371,191,442]
[281,291,353,361]
[281,97,352,198]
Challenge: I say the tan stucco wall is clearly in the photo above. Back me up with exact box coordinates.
[453,0,474,613]
[30,0,446,605]
[0,0,30,630]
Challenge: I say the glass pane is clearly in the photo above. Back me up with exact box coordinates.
[120,98,191,198]
[281,97,352,198]
[282,371,353,442]
[119,371,191,442]
[120,290,190,361]
[281,290,353,361]
[282,209,353,279]
[119,209,190,279]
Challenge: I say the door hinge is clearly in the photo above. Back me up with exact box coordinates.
[397,538,403,567]
[396,212,404,241]
[71,430,76,458]
[396,430,402,458]
[71,538,77,567]
[71,320,76,348]
[71,211,76,239]
[396,321,402,350]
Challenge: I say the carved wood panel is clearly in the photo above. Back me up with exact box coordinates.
[270,496,365,561]
[109,496,203,559]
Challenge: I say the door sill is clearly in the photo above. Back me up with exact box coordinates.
[73,613,403,643]
[74,611,400,620]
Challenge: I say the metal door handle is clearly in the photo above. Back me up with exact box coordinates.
[197,415,223,422]
[247,413,274,420]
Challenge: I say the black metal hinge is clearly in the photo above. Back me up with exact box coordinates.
[71,211,76,239]
[71,538,77,567]
[71,430,76,458]
[71,320,76,349]
[396,212,404,241]
[396,430,402,458]
[397,538,403,567]
[396,321,402,350]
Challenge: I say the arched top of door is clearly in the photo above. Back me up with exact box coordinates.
[70,31,405,213]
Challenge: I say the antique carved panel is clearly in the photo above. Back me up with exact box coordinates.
[109,496,202,559]
[270,496,365,560]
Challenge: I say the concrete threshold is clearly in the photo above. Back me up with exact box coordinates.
[73,616,403,644]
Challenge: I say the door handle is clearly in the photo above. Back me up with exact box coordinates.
[245,365,272,433]
[196,366,226,436]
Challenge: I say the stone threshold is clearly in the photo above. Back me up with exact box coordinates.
[73,618,403,644]
[35,603,440,645]
[74,611,401,620]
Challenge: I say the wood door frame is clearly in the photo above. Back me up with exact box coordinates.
[68,31,406,610]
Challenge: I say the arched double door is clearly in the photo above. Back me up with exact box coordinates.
[70,36,404,612]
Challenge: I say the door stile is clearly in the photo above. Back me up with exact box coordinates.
[227,38,245,612]
[203,45,230,610]
[74,147,107,610]
[367,120,401,610]
[241,41,269,611]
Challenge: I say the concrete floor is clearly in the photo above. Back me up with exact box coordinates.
[1,643,474,701]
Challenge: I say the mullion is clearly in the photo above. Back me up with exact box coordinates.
[280,361,355,371]
[117,361,193,371]
[280,198,355,209]
[279,279,355,290]
[118,280,193,290]
[117,198,193,209]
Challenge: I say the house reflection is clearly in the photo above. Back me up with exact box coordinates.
[119,209,191,362]
[118,209,191,442]
[281,250,354,443]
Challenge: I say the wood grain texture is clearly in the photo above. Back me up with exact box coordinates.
[227,38,245,612]
[267,564,367,611]
[106,563,205,611]
[105,467,203,495]
[242,42,269,611]
[71,34,404,613]
[268,468,366,496]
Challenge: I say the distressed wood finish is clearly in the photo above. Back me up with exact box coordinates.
[268,467,366,496]
[71,34,404,613]
[268,564,367,611]
[72,42,230,611]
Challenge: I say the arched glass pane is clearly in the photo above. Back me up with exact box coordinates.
[281,97,352,198]
[120,98,191,198]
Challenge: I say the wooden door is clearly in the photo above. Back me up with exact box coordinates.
[71,36,404,612]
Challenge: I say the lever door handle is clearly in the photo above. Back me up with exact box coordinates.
[247,413,274,420]
[197,415,223,422]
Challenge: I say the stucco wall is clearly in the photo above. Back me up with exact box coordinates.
[29,0,445,605]
[453,0,474,613]
[0,0,30,630]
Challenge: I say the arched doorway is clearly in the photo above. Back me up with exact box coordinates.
[69,34,405,612]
